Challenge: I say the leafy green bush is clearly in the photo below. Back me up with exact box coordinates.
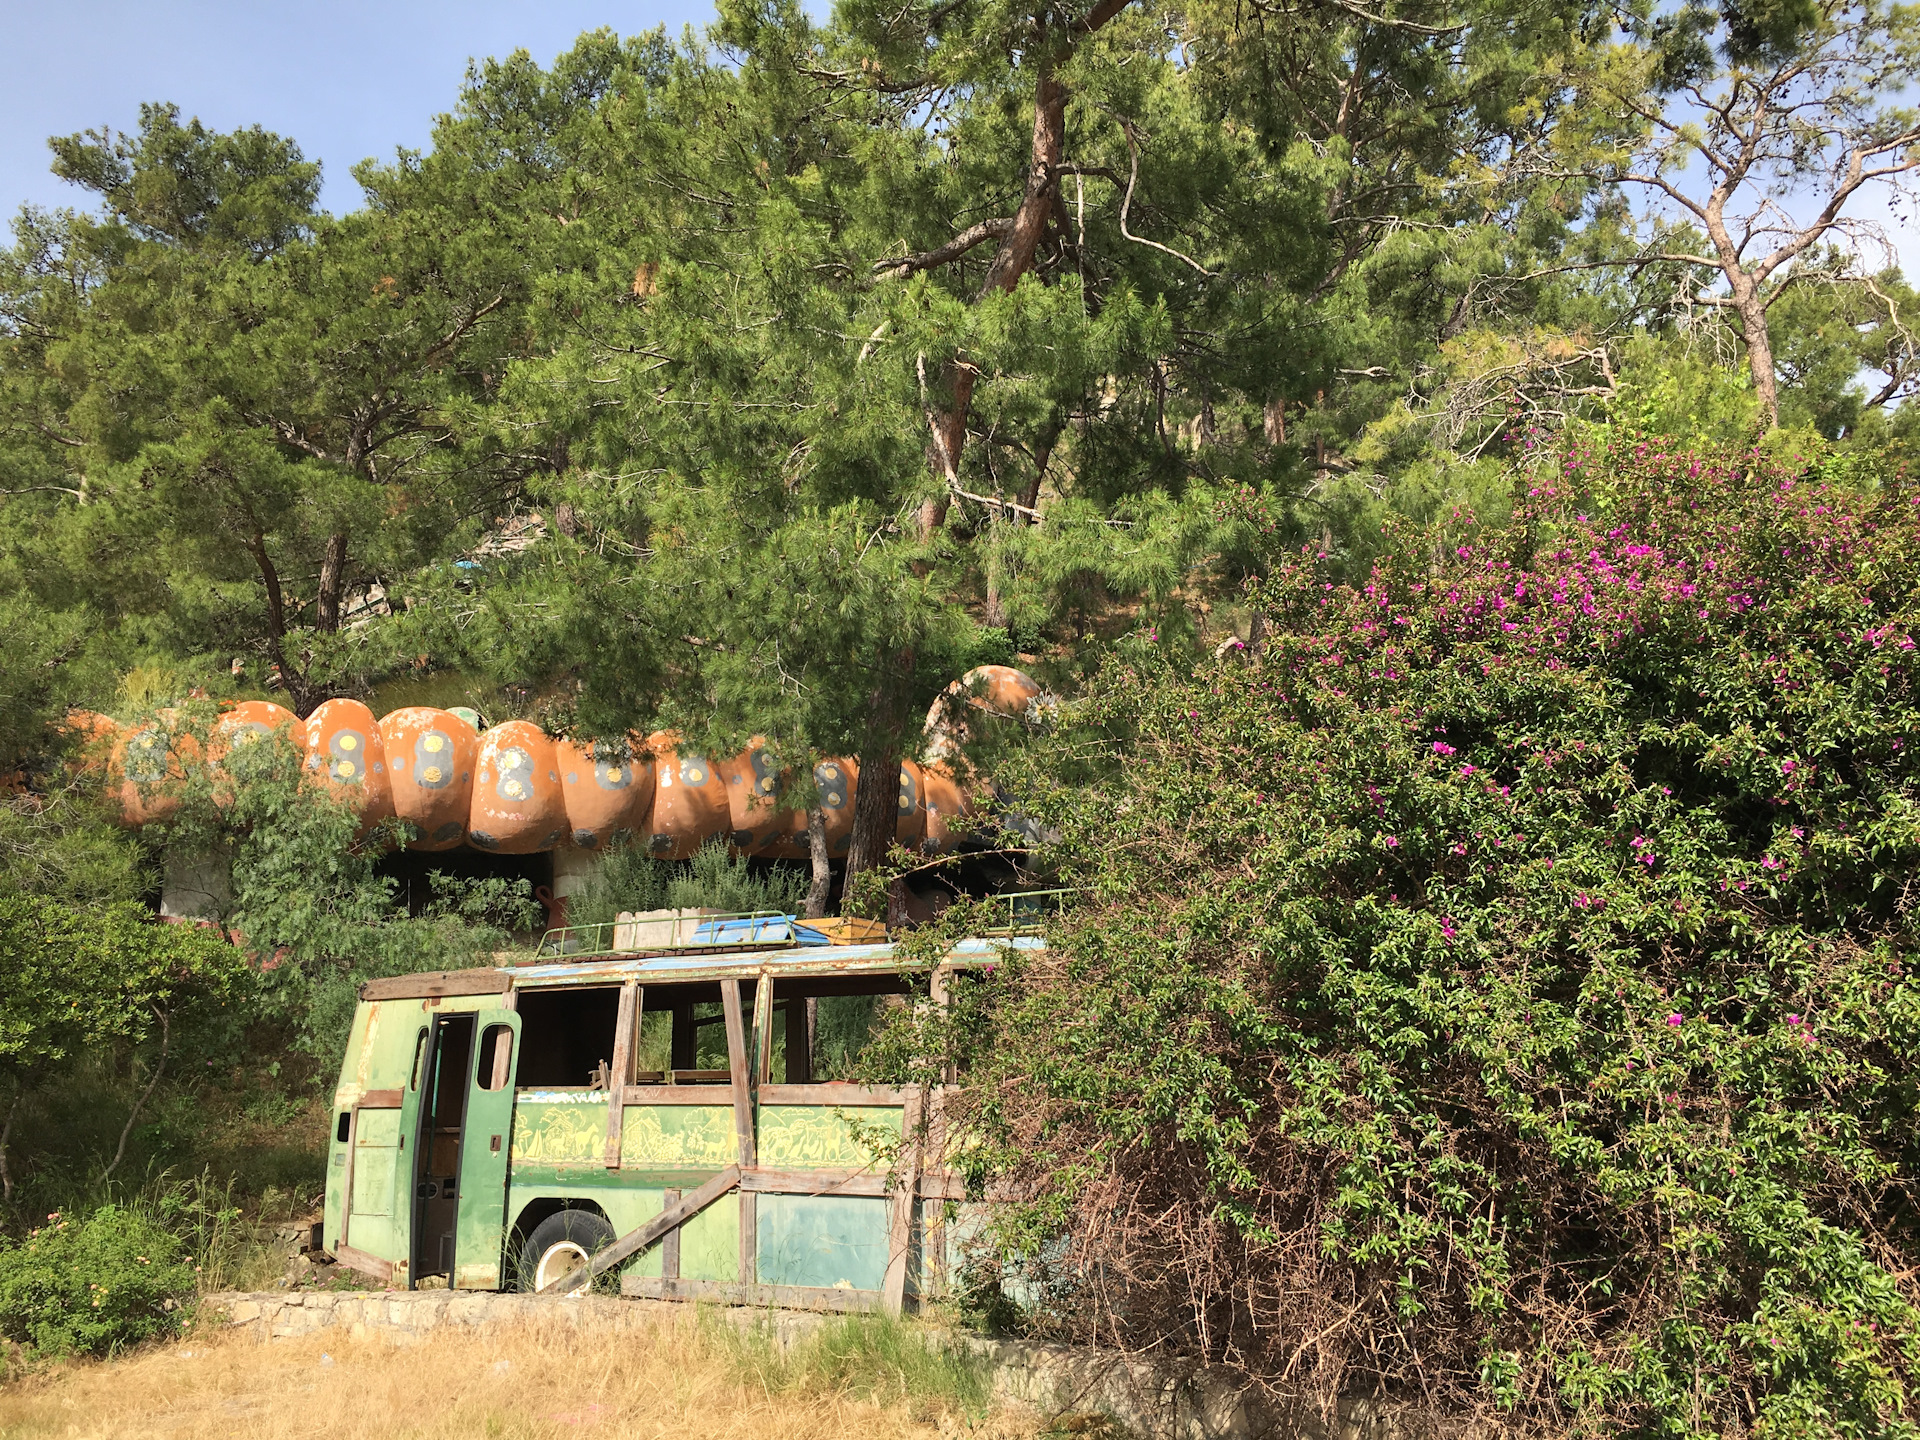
[0,1205,195,1357]
[569,836,806,932]
[938,444,1920,1436]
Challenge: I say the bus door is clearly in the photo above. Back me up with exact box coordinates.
[453,1011,521,1289]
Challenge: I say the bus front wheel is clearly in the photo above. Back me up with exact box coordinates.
[519,1209,615,1293]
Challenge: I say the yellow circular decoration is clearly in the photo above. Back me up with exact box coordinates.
[336,761,355,778]
[422,767,443,783]
[339,734,357,751]
[424,735,444,753]
[504,780,524,799]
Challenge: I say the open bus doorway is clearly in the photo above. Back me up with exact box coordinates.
[411,1013,475,1285]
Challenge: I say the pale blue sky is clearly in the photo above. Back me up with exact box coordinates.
[0,0,717,220]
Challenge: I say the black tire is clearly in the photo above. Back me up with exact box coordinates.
[518,1209,615,1293]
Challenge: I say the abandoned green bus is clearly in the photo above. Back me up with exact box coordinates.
[321,926,1025,1311]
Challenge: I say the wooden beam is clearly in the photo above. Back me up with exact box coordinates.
[332,1242,395,1285]
[784,998,811,1084]
[753,973,775,1086]
[755,1084,913,1106]
[661,1188,681,1280]
[725,978,758,1287]
[604,980,638,1168]
[881,1088,923,1315]
[741,1166,888,1197]
[359,970,510,1001]
[722,979,757,1168]
[542,1165,741,1293]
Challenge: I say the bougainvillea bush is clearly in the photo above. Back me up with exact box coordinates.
[943,446,1920,1436]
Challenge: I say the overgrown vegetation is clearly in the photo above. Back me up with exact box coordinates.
[2,0,1920,1415]
[921,445,1920,1435]
[0,1204,195,1359]
[568,838,809,932]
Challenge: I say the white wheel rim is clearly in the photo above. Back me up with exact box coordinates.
[535,1240,591,1291]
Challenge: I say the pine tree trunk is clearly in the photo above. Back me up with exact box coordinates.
[1734,284,1781,428]
[316,531,350,631]
[804,807,832,919]
[843,650,917,923]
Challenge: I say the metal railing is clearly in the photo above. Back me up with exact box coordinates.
[534,910,803,959]
[975,887,1079,935]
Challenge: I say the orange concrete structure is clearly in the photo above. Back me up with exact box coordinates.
[643,733,731,860]
[470,721,569,854]
[82,664,1051,859]
[304,699,396,829]
[382,707,481,850]
[557,736,655,851]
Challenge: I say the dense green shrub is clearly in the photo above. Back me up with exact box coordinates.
[0,1205,195,1357]
[939,445,1920,1436]
[569,836,807,932]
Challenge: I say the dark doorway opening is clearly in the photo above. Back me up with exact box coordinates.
[411,1013,475,1285]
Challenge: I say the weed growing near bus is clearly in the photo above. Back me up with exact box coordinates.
[940,444,1920,1435]
[0,1205,194,1358]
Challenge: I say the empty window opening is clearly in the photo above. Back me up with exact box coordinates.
[479,1023,514,1091]
[516,987,621,1089]
[633,982,731,1084]
[765,975,914,1085]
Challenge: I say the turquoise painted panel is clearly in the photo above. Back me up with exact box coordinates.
[756,1195,888,1291]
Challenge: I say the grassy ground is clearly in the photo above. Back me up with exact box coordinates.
[0,1312,1033,1440]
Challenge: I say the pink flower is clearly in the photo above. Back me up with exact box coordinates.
[1666,1013,1684,1026]
[1385,835,1400,848]
[1432,742,1456,756]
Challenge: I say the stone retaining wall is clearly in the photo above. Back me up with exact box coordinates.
[204,1290,1431,1440]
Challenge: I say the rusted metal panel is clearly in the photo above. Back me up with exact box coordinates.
[358,1088,404,1109]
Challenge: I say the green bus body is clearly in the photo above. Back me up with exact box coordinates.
[322,938,1022,1309]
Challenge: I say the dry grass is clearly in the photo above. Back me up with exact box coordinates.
[0,1315,1031,1440]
